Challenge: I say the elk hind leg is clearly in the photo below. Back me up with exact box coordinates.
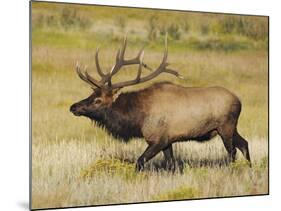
[218,124,237,162]
[233,130,251,166]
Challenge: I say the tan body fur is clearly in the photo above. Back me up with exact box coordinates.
[140,83,240,144]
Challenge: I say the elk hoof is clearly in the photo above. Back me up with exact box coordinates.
[165,160,176,173]
[135,160,144,172]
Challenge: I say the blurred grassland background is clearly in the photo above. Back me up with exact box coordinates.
[31,2,268,209]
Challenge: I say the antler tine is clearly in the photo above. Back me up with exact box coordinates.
[120,35,127,61]
[84,67,104,88]
[115,48,121,64]
[95,48,106,78]
[109,48,121,75]
[122,46,145,66]
[109,36,127,76]
[158,34,184,79]
[76,62,90,85]
[165,68,185,79]
[110,37,145,77]
[160,33,169,67]
[135,50,144,82]
[75,62,104,88]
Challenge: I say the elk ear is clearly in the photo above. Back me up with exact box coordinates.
[112,88,121,102]
[93,88,101,95]
[112,88,121,95]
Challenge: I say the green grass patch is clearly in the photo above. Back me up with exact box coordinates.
[230,159,251,170]
[32,62,56,75]
[32,1,268,53]
[187,36,265,52]
[259,156,268,169]
[80,158,147,181]
[32,29,92,49]
[153,186,199,200]
[32,27,267,53]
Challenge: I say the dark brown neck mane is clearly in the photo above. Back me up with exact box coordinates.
[87,91,145,142]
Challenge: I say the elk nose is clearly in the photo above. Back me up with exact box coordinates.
[70,104,77,113]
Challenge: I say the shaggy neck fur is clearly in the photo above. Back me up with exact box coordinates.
[87,92,145,142]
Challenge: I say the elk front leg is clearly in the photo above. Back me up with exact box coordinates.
[136,141,168,172]
[162,144,176,172]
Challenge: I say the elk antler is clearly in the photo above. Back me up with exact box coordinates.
[75,35,184,90]
[76,63,104,88]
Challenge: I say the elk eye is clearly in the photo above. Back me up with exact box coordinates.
[94,99,102,105]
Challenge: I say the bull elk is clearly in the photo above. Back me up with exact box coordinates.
[70,36,251,172]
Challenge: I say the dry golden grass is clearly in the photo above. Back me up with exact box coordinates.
[32,136,268,209]
[31,2,268,210]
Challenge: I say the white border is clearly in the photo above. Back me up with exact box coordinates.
[1,0,279,211]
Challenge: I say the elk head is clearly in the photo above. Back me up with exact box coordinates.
[70,36,183,118]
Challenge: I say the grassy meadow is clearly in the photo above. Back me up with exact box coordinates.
[31,2,269,209]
